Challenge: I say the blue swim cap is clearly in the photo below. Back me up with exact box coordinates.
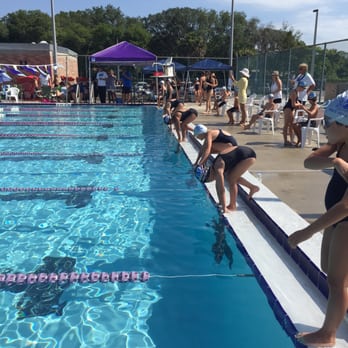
[195,165,210,183]
[324,90,348,126]
[308,91,317,100]
[163,115,172,125]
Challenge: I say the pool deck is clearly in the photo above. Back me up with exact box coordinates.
[184,101,329,224]
[179,101,348,347]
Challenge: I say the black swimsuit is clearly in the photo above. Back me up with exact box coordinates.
[324,144,348,224]
[213,129,238,146]
[214,146,256,173]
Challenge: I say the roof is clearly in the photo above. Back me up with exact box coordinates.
[90,41,156,65]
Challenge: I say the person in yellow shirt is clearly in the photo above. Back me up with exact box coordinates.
[230,68,249,125]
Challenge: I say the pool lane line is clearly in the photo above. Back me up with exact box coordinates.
[0,151,142,157]
[0,134,139,139]
[0,186,119,192]
[0,121,114,127]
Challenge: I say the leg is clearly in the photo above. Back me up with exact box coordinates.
[227,110,234,125]
[173,112,182,142]
[239,103,247,124]
[244,114,259,130]
[298,222,348,347]
[292,123,302,146]
[181,114,197,141]
[282,109,293,146]
[213,158,228,212]
[238,176,260,199]
[225,157,256,211]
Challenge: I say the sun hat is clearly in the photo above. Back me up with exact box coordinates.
[297,80,307,88]
[239,68,250,78]
[308,91,317,100]
[324,90,348,126]
[193,124,208,136]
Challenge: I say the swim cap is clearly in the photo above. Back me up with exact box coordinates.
[195,165,210,183]
[193,124,208,136]
[324,90,348,126]
[268,93,274,99]
[163,115,172,125]
[308,91,317,100]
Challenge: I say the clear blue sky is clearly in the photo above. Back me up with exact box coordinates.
[0,0,347,46]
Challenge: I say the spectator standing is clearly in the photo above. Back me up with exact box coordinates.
[270,71,282,104]
[288,90,348,348]
[231,68,249,126]
[121,68,132,104]
[290,63,315,103]
[106,69,117,103]
[96,67,108,103]
[282,80,307,147]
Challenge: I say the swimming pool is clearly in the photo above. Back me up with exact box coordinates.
[0,105,295,347]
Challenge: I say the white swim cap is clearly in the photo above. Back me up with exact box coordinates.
[193,124,208,136]
[324,90,348,126]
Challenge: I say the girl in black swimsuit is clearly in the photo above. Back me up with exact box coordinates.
[288,91,348,348]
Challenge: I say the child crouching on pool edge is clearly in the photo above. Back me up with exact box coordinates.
[194,124,259,213]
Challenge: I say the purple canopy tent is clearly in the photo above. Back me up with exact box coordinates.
[90,41,156,65]
[89,41,157,102]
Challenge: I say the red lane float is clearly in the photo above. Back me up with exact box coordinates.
[0,271,150,285]
[0,121,113,127]
[0,187,119,192]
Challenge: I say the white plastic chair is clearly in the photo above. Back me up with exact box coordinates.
[300,115,324,148]
[254,110,277,135]
[5,87,20,102]
[246,93,257,122]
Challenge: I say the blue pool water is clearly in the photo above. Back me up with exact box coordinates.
[0,105,295,347]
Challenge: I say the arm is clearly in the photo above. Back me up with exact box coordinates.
[197,133,214,166]
[288,188,348,248]
[299,104,319,118]
[304,143,338,169]
[290,90,300,108]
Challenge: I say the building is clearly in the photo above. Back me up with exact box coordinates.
[0,42,78,80]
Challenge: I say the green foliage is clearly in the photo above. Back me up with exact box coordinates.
[4,10,51,43]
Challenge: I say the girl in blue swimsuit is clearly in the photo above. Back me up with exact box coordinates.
[288,90,348,347]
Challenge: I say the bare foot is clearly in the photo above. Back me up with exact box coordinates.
[248,185,260,199]
[295,331,335,347]
[226,204,237,211]
[243,125,251,130]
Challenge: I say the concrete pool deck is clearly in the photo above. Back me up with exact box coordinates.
[184,101,329,224]
[176,102,348,347]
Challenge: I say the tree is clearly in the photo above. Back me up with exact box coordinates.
[4,10,51,43]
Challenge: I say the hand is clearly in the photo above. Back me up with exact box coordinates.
[288,228,314,249]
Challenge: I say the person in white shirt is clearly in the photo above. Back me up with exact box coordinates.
[96,67,108,103]
[270,70,282,104]
[290,63,315,103]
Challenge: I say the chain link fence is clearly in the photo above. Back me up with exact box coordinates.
[76,39,348,103]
